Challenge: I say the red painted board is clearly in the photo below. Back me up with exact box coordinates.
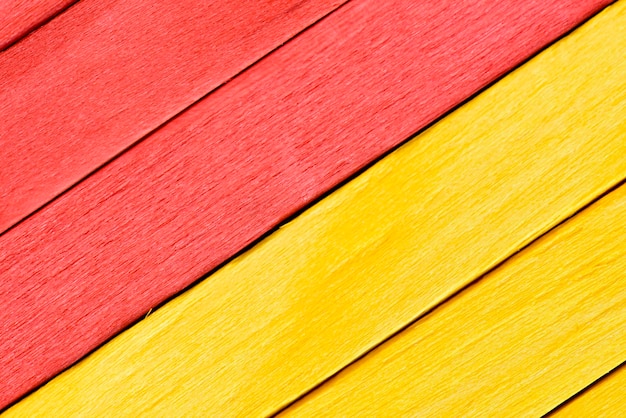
[0,0,345,234]
[0,0,611,409]
[0,0,75,50]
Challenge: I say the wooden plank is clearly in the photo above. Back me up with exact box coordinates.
[5,2,625,415]
[4,0,606,236]
[281,182,626,417]
[0,0,603,408]
[550,364,626,417]
[0,0,346,233]
[0,0,75,50]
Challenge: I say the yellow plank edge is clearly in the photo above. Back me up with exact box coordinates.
[5,2,626,416]
[282,179,626,417]
[550,365,626,417]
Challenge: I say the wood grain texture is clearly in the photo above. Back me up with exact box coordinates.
[0,0,75,50]
[551,365,626,417]
[1,0,606,408]
[281,183,626,418]
[6,2,625,415]
[0,0,345,233]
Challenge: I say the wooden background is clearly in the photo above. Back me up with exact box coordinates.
[1,0,624,416]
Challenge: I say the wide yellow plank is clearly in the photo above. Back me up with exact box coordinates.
[551,365,626,417]
[6,2,626,416]
[283,184,626,417]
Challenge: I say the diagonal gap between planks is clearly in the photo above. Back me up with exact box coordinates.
[0,0,80,52]
[269,177,626,417]
[277,180,626,416]
[0,0,352,238]
[0,1,626,416]
[543,360,626,417]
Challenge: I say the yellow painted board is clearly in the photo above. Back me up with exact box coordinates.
[551,365,626,417]
[283,184,626,417]
[5,2,626,417]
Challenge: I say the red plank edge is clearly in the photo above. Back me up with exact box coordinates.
[0,0,75,50]
[0,0,346,233]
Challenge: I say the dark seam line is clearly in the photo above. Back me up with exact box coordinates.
[543,360,626,416]
[268,4,622,416]
[0,2,352,410]
[0,0,82,53]
[0,0,618,413]
[270,176,626,416]
[0,0,352,239]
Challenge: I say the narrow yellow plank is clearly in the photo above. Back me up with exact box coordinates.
[283,184,626,417]
[6,2,626,417]
[551,365,626,417]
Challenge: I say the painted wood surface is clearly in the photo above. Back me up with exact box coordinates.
[0,0,345,233]
[550,365,626,417]
[1,0,609,408]
[0,0,74,50]
[5,2,624,415]
[281,182,626,417]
